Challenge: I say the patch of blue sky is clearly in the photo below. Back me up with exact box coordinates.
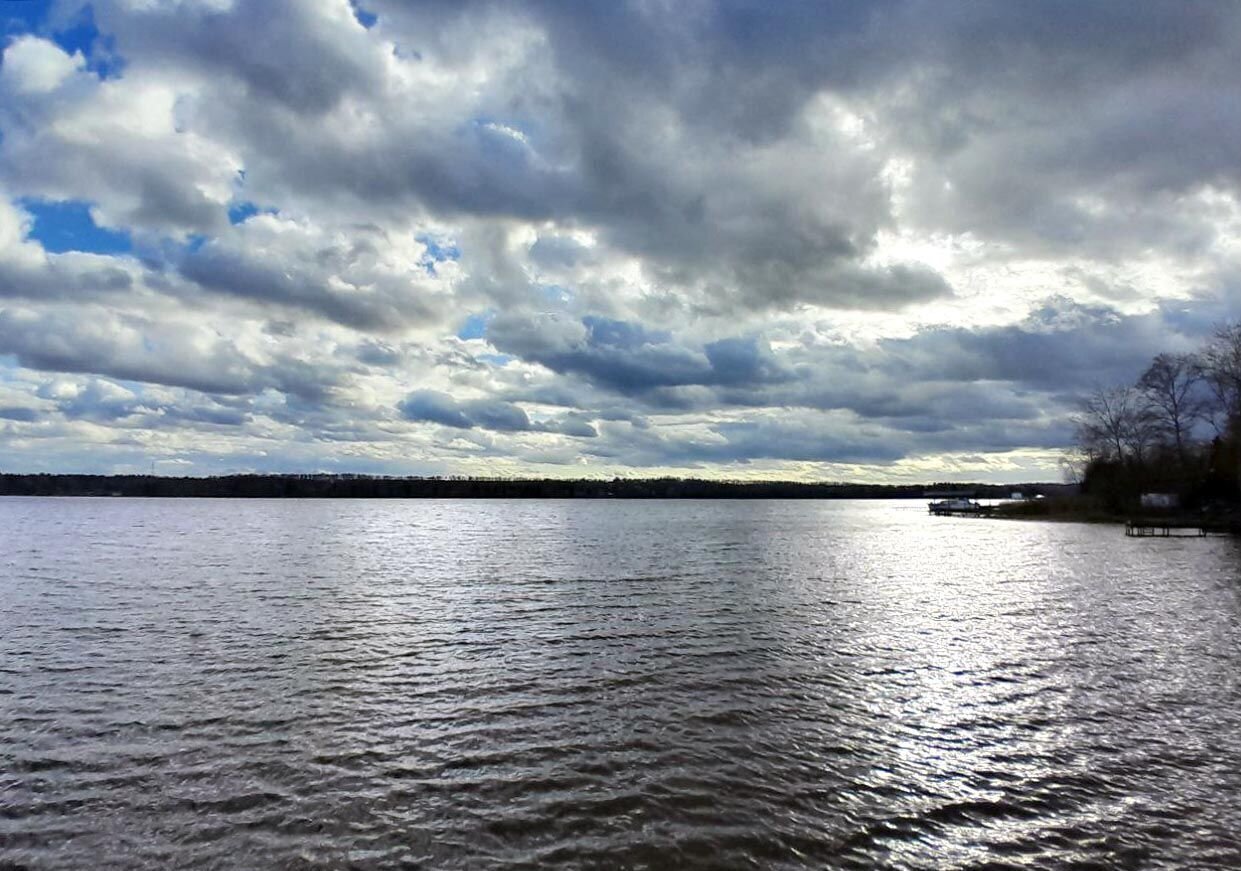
[2,1,124,79]
[349,1,378,29]
[457,310,494,341]
[21,198,131,255]
[0,0,51,36]
[228,202,259,225]
[477,353,513,367]
[227,201,277,225]
[417,233,461,275]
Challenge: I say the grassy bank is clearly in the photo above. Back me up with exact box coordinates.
[992,497,1241,533]
[991,497,1128,524]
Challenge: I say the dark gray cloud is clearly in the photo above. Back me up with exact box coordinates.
[39,378,141,421]
[345,0,1241,283]
[874,297,1199,392]
[485,298,1174,423]
[179,228,443,331]
[0,306,346,401]
[91,0,385,115]
[487,314,794,393]
[486,290,1233,467]
[0,406,37,422]
[0,254,132,300]
[580,407,1072,469]
[160,404,249,428]
[354,339,402,367]
[17,373,257,433]
[399,389,596,437]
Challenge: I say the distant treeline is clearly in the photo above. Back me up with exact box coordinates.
[0,474,1066,500]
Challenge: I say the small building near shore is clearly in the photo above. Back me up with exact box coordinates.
[1140,493,1179,510]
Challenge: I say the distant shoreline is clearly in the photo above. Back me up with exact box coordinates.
[0,473,1068,501]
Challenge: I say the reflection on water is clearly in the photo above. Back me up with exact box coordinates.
[2,498,1240,869]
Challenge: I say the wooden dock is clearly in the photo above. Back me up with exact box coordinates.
[1125,517,1239,537]
[925,504,1239,536]
[1125,520,1206,537]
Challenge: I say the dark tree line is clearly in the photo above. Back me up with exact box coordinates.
[0,474,1064,500]
[1072,322,1241,511]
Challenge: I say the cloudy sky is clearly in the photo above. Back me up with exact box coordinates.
[1,0,1238,482]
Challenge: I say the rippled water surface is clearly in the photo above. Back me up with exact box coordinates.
[3,498,1241,869]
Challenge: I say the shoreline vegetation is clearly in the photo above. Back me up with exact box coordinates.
[0,473,1069,501]
[988,497,1238,529]
[939,320,1241,534]
[3,473,1235,532]
[1053,321,1241,531]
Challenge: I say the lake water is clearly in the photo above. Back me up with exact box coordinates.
[2,498,1240,869]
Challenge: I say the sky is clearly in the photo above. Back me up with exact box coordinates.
[0,0,1239,482]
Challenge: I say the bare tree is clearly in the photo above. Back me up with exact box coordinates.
[1059,452,1087,485]
[1197,322,1241,434]
[1137,352,1204,464]
[1074,385,1156,465]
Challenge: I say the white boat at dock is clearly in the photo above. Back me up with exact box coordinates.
[927,497,988,515]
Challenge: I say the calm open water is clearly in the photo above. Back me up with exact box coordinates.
[2,498,1241,870]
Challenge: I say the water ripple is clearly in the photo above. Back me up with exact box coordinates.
[2,497,1241,869]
